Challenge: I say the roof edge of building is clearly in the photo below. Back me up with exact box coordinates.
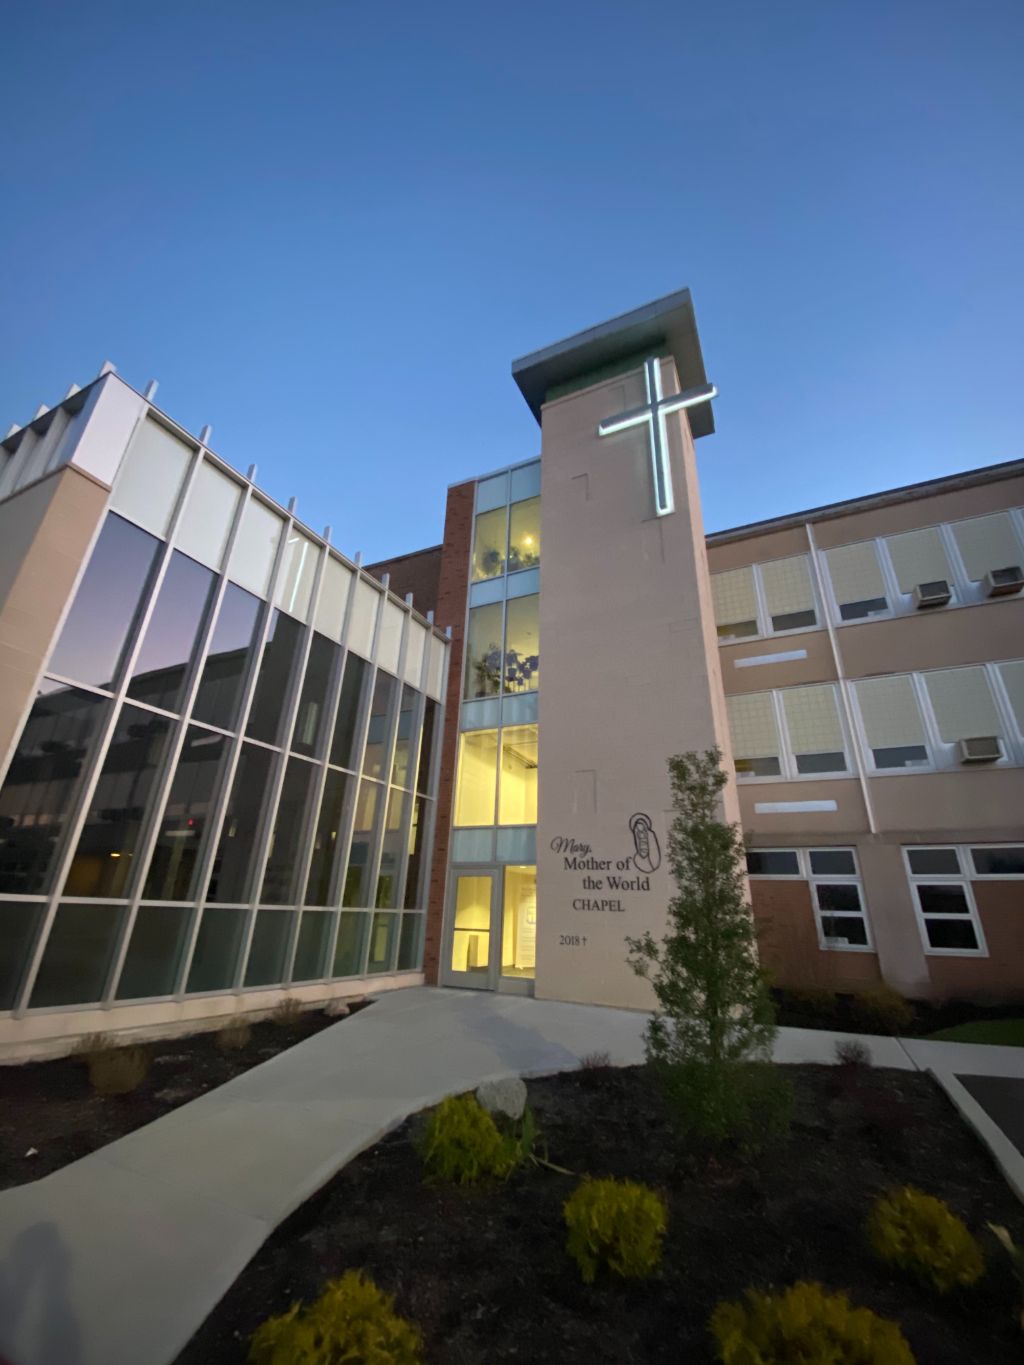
[706,456,1024,546]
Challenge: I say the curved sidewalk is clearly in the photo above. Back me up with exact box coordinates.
[1,987,1022,1365]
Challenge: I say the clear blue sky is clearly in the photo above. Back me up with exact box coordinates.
[4,1,1022,563]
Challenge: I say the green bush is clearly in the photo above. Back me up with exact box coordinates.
[867,1187,984,1293]
[420,1094,519,1184]
[853,986,914,1036]
[249,1269,422,1365]
[710,1280,915,1364]
[563,1177,667,1284]
[87,1046,149,1096]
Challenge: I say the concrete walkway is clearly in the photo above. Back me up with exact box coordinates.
[1,987,1023,1365]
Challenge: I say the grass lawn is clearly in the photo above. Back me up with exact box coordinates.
[928,1019,1024,1047]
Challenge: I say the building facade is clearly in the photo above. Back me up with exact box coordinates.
[2,288,1022,1054]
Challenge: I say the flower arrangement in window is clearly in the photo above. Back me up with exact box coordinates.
[478,547,505,579]
[473,647,539,696]
[507,542,539,573]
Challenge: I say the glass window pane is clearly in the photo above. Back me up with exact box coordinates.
[499,725,538,825]
[451,874,491,974]
[247,610,305,744]
[825,541,888,619]
[191,583,262,731]
[367,912,398,973]
[403,796,427,909]
[333,910,368,976]
[343,781,383,907]
[376,788,410,909]
[871,746,930,770]
[821,916,868,946]
[472,506,508,581]
[971,847,1024,876]
[502,864,536,979]
[228,498,284,598]
[510,462,540,502]
[809,849,856,876]
[330,653,369,769]
[907,847,961,875]
[464,602,503,699]
[403,620,426,687]
[116,905,192,999]
[30,903,125,1008]
[244,909,294,986]
[292,910,333,982]
[918,885,971,914]
[760,556,816,632]
[783,685,846,773]
[186,907,246,992]
[397,913,424,970]
[886,526,952,595]
[746,850,799,876]
[726,692,780,773]
[48,514,160,689]
[454,730,498,826]
[504,595,539,694]
[64,706,174,898]
[416,700,437,794]
[377,600,404,676]
[508,498,540,574]
[275,531,318,621]
[144,727,228,901]
[346,579,379,660]
[111,417,192,539]
[391,686,418,787]
[175,460,241,571]
[292,632,338,757]
[997,661,1024,736]
[0,902,44,1009]
[315,557,353,640]
[128,551,215,713]
[362,671,397,779]
[951,512,1023,582]
[926,918,979,951]
[815,884,862,912]
[0,683,110,895]
[305,769,350,906]
[712,567,759,638]
[260,758,317,905]
[206,744,275,903]
[923,667,1001,744]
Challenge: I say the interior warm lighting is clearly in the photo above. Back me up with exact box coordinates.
[109,852,121,858]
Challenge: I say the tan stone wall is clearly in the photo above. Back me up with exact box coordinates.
[0,466,108,771]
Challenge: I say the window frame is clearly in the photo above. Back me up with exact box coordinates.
[730,683,852,784]
[902,845,988,958]
[745,846,873,953]
[713,554,822,645]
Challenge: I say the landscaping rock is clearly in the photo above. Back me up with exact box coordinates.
[475,1076,527,1120]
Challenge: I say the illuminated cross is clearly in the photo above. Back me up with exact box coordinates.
[597,357,717,517]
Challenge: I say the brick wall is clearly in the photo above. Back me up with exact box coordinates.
[364,545,442,617]
[422,481,475,981]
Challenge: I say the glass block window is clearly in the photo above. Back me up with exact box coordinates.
[951,512,1023,582]
[824,541,888,620]
[711,567,758,639]
[760,556,817,632]
[854,674,930,769]
[781,685,847,774]
[726,692,781,777]
[885,526,953,595]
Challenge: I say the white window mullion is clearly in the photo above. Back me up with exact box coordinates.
[910,671,950,771]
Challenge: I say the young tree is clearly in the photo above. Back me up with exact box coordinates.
[626,748,788,1148]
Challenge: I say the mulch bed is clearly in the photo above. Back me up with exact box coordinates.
[772,986,1022,1037]
[0,1002,367,1191]
[177,1063,1024,1364]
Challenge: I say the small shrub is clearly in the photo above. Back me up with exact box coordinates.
[789,987,839,1017]
[835,1039,871,1070]
[867,1187,984,1293]
[217,1019,252,1051]
[710,1280,915,1364]
[987,1223,1024,1331]
[248,1268,421,1364]
[269,997,303,1027]
[853,986,914,1036]
[420,1094,519,1184]
[71,1032,114,1063]
[563,1177,667,1284]
[88,1046,150,1096]
[579,1051,611,1070]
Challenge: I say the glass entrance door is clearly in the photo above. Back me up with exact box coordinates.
[444,865,537,992]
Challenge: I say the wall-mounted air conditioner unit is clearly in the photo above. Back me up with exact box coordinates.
[958,736,1002,764]
[984,565,1024,597]
[913,579,951,609]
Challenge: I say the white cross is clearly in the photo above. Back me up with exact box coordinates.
[597,357,717,517]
